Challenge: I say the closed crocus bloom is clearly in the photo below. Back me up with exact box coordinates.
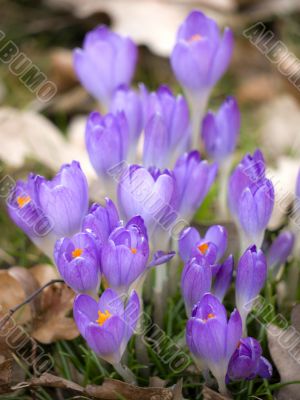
[227,337,272,381]
[118,165,176,244]
[228,150,274,250]
[186,293,242,394]
[171,11,234,148]
[73,289,140,365]
[73,26,137,106]
[86,112,129,189]
[179,225,227,264]
[213,254,233,302]
[174,151,217,221]
[110,87,143,157]
[54,232,100,294]
[202,96,240,161]
[236,245,267,332]
[266,231,294,278]
[101,216,150,294]
[142,85,190,168]
[82,198,120,251]
[38,161,89,238]
[7,174,55,257]
[181,256,212,316]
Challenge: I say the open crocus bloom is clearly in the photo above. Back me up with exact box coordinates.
[179,225,227,264]
[73,289,140,365]
[54,232,101,295]
[186,293,242,394]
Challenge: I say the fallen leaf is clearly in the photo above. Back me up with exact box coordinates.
[267,322,300,400]
[31,283,79,343]
[29,264,59,288]
[202,385,231,399]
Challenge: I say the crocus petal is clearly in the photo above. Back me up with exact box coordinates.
[73,294,98,338]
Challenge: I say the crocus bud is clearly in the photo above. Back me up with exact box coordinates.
[142,85,190,168]
[82,199,120,251]
[266,231,294,278]
[38,161,88,238]
[73,289,140,364]
[54,232,100,294]
[213,254,233,302]
[236,245,267,331]
[101,216,150,294]
[7,174,55,257]
[174,151,217,222]
[179,225,227,264]
[86,112,129,187]
[228,150,274,250]
[117,165,176,247]
[73,26,137,106]
[171,11,234,149]
[181,256,212,316]
[227,337,272,381]
[202,96,240,162]
[110,87,143,157]
[186,293,242,394]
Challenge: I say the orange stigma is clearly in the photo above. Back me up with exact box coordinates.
[131,248,137,254]
[207,313,215,319]
[197,243,209,254]
[72,248,83,258]
[96,310,111,326]
[17,195,31,208]
[188,34,202,43]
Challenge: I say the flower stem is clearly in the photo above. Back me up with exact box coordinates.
[113,362,137,385]
[186,90,210,151]
[154,263,168,326]
[217,157,232,220]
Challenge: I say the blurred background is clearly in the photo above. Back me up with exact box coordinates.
[1,0,300,266]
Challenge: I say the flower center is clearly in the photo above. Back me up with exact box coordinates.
[131,247,137,254]
[188,34,202,43]
[197,243,209,255]
[96,310,111,326]
[17,195,31,208]
[203,313,215,323]
[72,248,83,258]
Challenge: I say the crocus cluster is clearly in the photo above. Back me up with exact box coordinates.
[7,8,281,395]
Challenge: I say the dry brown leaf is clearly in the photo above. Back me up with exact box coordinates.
[267,322,300,400]
[202,385,231,399]
[29,264,59,288]
[31,284,78,344]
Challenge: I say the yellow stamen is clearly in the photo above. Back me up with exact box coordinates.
[72,248,83,258]
[131,248,137,254]
[188,34,202,43]
[197,243,209,255]
[96,310,111,326]
[17,195,31,208]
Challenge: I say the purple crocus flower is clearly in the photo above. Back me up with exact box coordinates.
[101,216,150,294]
[171,11,234,149]
[179,225,227,264]
[86,111,129,190]
[174,151,217,221]
[213,254,234,302]
[228,150,274,250]
[82,198,120,251]
[227,337,272,381]
[110,87,143,158]
[54,232,100,294]
[7,174,55,257]
[202,96,240,162]
[186,293,242,394]
[266,231,294,278]
[117,165,177,249]
[236,245,267,332]
[73,289,140,364]
[142,85,190,168]
[73,26,137,106]
[37,161,88,237]
[181,256,212,316]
